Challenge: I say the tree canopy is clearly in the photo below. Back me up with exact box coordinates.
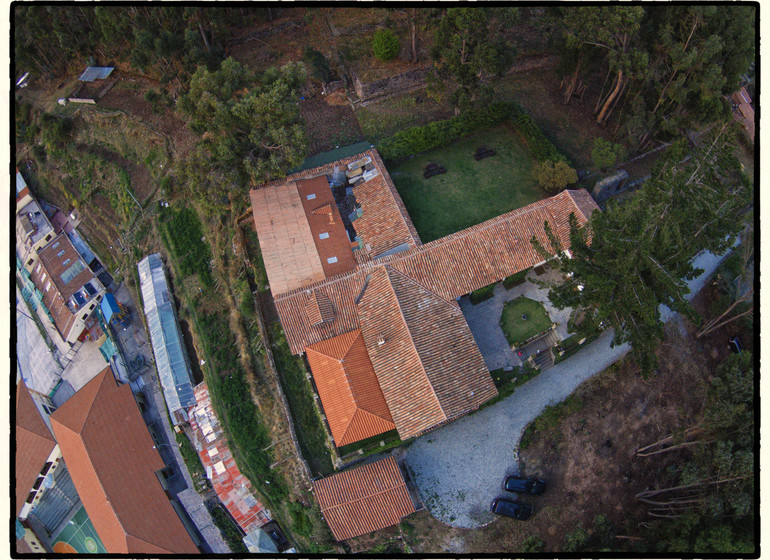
[176,58,308,213]
[532,128,751,374]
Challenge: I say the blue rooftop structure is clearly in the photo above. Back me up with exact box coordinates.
[78,66,114,82]
[137,254,195,424]
[100,293,120,325]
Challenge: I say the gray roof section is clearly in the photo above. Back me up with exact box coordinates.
[78,66,114,82]
[16,171,27,195]
[138,254,196,418]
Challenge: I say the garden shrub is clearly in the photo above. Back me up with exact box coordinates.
[372,29,400,61]
[470,283,496,305]
[503,268,530,289]
[591,137,625,171]
[533,159,578,195]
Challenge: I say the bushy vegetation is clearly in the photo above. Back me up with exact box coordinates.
[269,323,334,476]
[532,159,578,195]
[372,28,400,61]
[377,101,565,165]
[469,283,496,305]
[158,206,212,286]
[503,268,530,289]
[303,47,333,82]
[208,503,248,553]
[175,431,206,492]
[591,137,626,171]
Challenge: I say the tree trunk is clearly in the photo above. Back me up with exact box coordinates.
[593,66,614,113]
[199,22,211,52]
[696,306,753,339]
[596,70,625,124]
[410,16,418,63]
[563,61,581,105]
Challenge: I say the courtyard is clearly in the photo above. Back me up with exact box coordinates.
[500,297,553,348]
[387,124,543,242]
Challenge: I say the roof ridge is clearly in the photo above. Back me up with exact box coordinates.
[369,150,422,246]
[384,265,456,306]
[321,478,408,512]
[378,268,446,422]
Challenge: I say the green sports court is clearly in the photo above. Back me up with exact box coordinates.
[50,506,106,554]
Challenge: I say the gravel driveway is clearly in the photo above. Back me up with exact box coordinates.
[405,247,734,528]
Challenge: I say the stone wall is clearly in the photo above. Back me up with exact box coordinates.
[352,66,429,103]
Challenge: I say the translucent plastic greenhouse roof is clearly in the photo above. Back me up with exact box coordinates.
[137,254,196,416]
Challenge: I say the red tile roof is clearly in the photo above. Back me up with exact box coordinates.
[15,381,56,517]
[306,330,395,446]
[253,148,421,288]
[275,190,599,354]
[313,456,416,541]
[296,176,358,278]
[189,383,271,533]
[50,368,198,554]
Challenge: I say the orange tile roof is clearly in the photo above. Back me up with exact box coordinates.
[50,368,198,554]
[296,176,358,278]
[275,190,599,354]
[189,383,270,533]
[306,330,395,446]
[15,381,56,517]
[313,456,415,541]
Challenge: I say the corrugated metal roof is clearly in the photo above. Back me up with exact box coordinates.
[137,254,196,418]
[78,66,114,82]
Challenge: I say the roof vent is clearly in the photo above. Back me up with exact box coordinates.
[377,335,385,346]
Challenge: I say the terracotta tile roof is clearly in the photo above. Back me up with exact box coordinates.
[305,289,336,327]
[250,182,326,295]
[189,383,270,533]
[50,368,198,554]
[351,150,422,257]
[306,330,395,446]
[296,176,358,278]
[275,190,599,354]
[15,381,56,517]
[254,148,420,290]
[313,456,415,541]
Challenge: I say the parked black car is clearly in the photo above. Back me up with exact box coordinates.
[490,498,533,520]
[728,336,743,354]
[503,475,546,495]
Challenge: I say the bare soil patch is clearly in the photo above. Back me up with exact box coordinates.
[299,83,364,155]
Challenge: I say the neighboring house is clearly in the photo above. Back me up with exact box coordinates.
[49,367,199,554]
[16,172,56,274]
[137,253,196,425]
[26,232,106,345]
[188,382,271,537]
[68,66,116,104]
[251,150,599,445]
[731,86,755,141]
[313,456,417,541]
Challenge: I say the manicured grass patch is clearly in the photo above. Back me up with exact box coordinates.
[388,124,543,242]
[337,429,401,459]
[500,297,553,347]
[269,323,335,477]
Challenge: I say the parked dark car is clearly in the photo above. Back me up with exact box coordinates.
[503,475,546,495]
[728,336,743,354]
[490,498,533,520]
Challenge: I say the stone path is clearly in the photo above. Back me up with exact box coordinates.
[459,267,572,371]
[406,247,735,529]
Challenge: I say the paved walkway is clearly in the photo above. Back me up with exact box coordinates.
[459,267,572,371]
[406,247,734,528]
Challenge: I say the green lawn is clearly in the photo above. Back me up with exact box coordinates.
[500,297,552,347]
[387,124,543,242]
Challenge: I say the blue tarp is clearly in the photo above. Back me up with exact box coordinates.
[101,293,120,324]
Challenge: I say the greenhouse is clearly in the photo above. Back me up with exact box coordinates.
[137,253,195,424]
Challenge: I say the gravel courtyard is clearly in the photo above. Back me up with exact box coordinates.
[405,248,734,528]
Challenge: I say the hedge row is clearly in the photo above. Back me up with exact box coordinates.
[503,267,531,290]
[376,101,566,164]
[469,283,497,305]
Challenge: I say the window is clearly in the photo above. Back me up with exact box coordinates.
[27,258,33,266]
[31,476,43,490]
[319,232,329,240]
[35,263,42,274]
[327,256,338,264]
[89,303,95,310]
[51,241,60,249]
[56,250,65,257]
[45,282,50,292]
[306,193,316,200]
[61,258,71,266]
[44,234,52,242]
[60,261,86,284]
